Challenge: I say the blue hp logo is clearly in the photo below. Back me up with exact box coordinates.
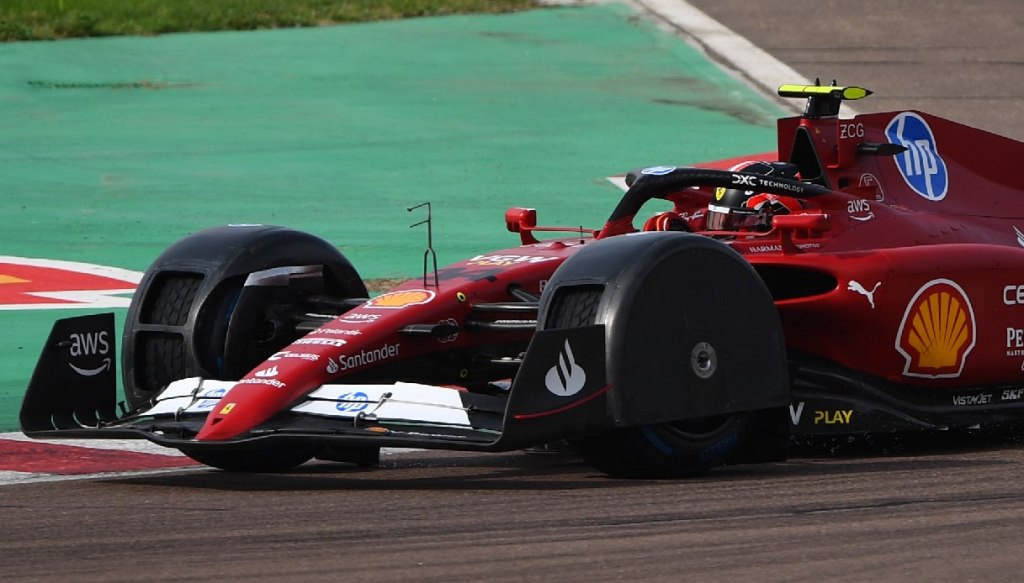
[336,391,370,412]
[885,112,948,200]
[194,388,227,411]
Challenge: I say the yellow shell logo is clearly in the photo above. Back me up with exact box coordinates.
[366,289,436,309]
[895,279,976,378]
[715,187,726,201]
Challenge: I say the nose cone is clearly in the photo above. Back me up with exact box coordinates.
[195,400,248,440]
[193,355,323,441]
[194,383,290,441]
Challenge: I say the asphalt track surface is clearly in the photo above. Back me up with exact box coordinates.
[7,1,1024,580]
[6,437,1024,582]
[685,0,1024,140]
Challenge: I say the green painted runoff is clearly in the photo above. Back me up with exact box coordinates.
[0,4,783,430]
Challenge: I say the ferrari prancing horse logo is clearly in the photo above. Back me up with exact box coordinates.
[895,279,976,378]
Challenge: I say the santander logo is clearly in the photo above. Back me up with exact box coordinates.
[544,340,586,397]
[0,256,141,310]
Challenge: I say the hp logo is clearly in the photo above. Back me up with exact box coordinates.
[336,391,370,412]
[885,112,948,201]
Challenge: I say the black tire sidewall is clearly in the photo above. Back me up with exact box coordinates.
[122,225,365,408]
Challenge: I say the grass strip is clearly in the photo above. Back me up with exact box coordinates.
[0,0,540,41]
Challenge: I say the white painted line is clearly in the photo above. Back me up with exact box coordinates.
[0,467,203,487]
[1,432,420,459]
[607,175,629,191]
[628,0,860,117]
[0,256,143,284]
[0,432,187,456]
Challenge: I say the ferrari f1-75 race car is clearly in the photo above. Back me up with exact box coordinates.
[21,84,1024,477]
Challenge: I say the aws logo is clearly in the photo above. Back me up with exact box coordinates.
[67,330,112,377]
[0,256,140,310]
[896,279,976,378]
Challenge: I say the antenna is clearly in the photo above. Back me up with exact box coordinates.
[408,202,439,287]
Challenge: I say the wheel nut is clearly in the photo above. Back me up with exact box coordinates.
[690,341,717,379]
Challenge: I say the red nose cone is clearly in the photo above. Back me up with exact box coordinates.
[194,383,292,441]
[195,401,248,441]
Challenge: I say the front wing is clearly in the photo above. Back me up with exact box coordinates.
[20,314,610,454]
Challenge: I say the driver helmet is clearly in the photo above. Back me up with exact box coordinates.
[706,161,802,231]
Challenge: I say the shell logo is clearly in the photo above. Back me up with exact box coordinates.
[365,289,436,309]
[895,279,976,378]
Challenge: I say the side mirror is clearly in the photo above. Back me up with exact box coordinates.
[773,213,831,253]
[772,213,831,233]
[505,207,539,244]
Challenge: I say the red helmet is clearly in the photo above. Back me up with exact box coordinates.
[706,161,802,231]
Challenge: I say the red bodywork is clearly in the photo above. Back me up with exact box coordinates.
[197,105,1024,441]
[197,242,582,440]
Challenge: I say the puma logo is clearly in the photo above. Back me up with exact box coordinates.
[848,280,881,309]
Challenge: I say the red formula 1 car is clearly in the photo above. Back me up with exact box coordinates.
[21,84,1024,477]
